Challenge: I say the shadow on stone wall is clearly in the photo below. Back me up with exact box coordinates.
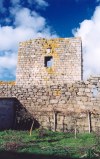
[14,98,40,130]
[0,98,40,131]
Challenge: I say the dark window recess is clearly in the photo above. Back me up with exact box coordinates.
[44,56,53,67]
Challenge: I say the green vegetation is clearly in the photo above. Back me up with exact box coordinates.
[0,129,100,158]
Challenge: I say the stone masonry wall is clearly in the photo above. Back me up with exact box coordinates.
[16,37,82,86]
[0,76,100,132]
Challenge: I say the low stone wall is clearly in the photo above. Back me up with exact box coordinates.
[0,76,100,132]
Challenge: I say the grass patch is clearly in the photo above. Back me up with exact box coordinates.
[0,129,99,158]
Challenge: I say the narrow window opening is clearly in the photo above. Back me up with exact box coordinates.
[44,56,53,67]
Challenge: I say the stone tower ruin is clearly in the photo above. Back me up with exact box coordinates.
[16,37,83,86]
[1,37,100,132]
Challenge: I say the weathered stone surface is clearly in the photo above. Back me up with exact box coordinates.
[16,37,82,86]
[0,38,100,133]
[0,75,100,132]
[50,99,58,104]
